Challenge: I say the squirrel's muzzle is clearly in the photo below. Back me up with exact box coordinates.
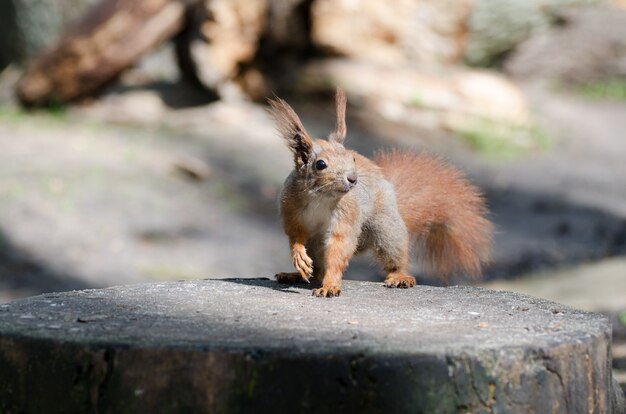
[341,173,358,192]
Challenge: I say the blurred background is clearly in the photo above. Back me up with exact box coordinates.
[0,0,625,386]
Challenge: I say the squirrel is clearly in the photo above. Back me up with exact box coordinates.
[268,88,493,297]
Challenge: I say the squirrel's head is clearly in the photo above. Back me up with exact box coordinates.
[268,88,358,196]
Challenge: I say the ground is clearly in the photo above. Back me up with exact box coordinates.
[1,78,625,299]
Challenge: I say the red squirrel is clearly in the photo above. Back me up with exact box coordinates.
[268,89,493,297]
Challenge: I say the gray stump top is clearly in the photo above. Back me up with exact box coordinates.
[0,279,623,413]
[0,278,608,352]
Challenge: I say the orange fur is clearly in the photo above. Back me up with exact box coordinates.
[375,150,493,279]
[279,200,313,282]
[313,199,359,297]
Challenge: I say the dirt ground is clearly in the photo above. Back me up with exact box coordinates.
[1,75,625,302]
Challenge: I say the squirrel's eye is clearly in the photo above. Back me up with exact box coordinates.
[315,159,327,170]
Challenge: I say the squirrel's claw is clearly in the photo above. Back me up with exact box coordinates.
[384,273,416,288]
[312,285,341,298]
[292,245,313,281]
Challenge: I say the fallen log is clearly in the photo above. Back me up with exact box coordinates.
[16,0,192,107]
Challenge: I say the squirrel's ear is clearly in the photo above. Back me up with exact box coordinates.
[328,88,347,144]
[267,96,313,169]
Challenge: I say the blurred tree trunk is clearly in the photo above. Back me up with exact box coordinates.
[0,0,100,70]
[16,0,193,107]
[174,0,267,97]
[174,0,311,100]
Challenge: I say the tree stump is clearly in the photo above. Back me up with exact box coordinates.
[0,279,623,413]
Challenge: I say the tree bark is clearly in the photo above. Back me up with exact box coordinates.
[174,0,267,96]
[0,279,623,413]
[16,0,191,107]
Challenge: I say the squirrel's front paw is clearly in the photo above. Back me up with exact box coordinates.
[292,244,313,282]
[312,285,341,298]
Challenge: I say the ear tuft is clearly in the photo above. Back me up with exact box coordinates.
[291,132,310,165]
[328,88,347,144]
[267,95,313,169]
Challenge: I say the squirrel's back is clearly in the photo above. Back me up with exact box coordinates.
[375,150,492,279]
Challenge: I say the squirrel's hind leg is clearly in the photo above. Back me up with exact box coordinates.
[275,272,308,284]
[371,213,416,289]
[384,272,416,288]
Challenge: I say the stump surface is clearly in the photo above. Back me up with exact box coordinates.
[0,278,622,413]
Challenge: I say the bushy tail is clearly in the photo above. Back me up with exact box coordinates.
[375,150,493,280]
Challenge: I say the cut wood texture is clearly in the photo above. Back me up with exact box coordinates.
[0,279,623,413]
[16,0,191,106]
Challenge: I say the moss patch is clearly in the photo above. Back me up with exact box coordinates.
[453,116,550,158]
[0,104,68,124]
[577,79,626,101]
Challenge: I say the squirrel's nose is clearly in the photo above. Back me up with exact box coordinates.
[347,173,358,185]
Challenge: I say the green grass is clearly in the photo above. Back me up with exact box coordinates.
[45,102,68,119]
[454,116,550,158]
[576,79,626,101]
[0,103,68,123]
[551,78,626,101]
[0,103,109,135]
[0,105,26,121]
[409,91,425,108]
